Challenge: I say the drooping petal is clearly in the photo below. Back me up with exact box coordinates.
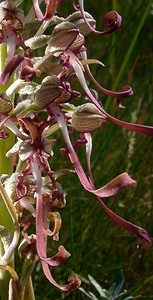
[31,157,81,291]
[96,196,152,250]
[41,261,81,291]
[52,106,151,247]
[106,112,153,136]
[52,105,136,198]
[81,51,133,100]
[69,55,153,136]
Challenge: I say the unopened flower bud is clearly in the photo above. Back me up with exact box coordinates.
[71,103,106,133]
[46,22,79,54]
[66,11,96,36]
[35,75,62,108]
[25,35,50,50]
[0,93,12,114]
[35,75,74,108]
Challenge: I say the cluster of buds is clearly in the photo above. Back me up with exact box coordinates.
[0,0,152,299]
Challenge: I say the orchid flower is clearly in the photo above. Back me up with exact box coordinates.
[0,1,33,85]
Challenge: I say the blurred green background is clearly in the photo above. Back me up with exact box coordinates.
[21,0,153,299]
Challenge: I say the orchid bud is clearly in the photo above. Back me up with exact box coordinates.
[35,75,62,108]
[66,11,96,36]
[25,35,51,50]
[35,75,73,108]
[0,93,12,114]
[0,1,25,32]
[71,103,106,133]
[46,22,79,54]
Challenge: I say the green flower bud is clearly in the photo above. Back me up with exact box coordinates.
[35,75,72,108]
[46,22,79,54]
[71,103,106,133]
[35,75,62,108]
[66,11,96,36]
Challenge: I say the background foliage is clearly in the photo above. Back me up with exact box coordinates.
[21,0,153,299]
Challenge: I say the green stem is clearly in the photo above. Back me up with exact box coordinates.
[20,258,36,300]
[0,43,15,300]
[24,277,35,300]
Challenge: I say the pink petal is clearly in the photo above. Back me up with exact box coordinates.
[33,0,59,21]
[96,196,152,249]
[42,246,71,267]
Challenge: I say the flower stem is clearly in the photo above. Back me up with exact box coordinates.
[0,43,15,300]
[0,43,15,175]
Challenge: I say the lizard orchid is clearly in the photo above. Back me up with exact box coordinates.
[0,1,152,299]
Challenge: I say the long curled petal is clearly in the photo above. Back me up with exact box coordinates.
[51,105,151,247]
[31,156,81,291]
[52,105,136,198]
[69,55,153,136]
